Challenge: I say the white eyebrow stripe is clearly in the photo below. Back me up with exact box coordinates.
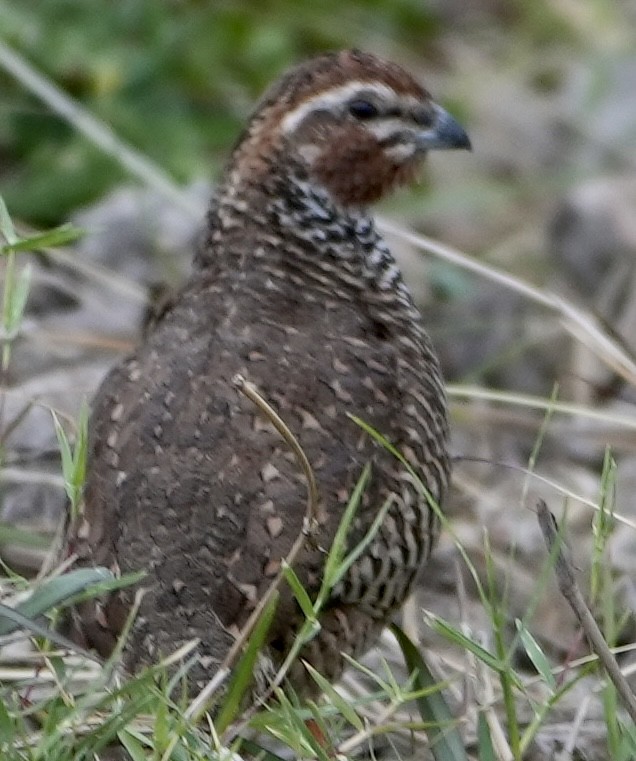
[280,81,398,134]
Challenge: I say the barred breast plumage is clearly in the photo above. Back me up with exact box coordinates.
[65,49,470,693]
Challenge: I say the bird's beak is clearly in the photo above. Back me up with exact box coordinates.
[415,103,471,151]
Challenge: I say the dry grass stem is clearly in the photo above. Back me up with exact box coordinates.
[379,219,636,387]
[448,385,636,430]
[232,374,319,521]
[456,457,636,531]
[188,374,321,722]
[0,467,66,489]
[479,651,514,761]
[566,693,592,754]
[38,240,149,303]
[537,499,636,723]
[337,698,405,756]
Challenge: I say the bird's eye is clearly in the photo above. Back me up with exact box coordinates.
[348,99,379,119]
[412,106,433,127]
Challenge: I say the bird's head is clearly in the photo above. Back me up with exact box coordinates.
[228,50,470,207]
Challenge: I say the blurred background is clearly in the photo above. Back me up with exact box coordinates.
[0,0,636,758]
[2,0,636,382]
[1,1,633,232]
[1,3,636,754]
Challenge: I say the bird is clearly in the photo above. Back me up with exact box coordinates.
[65,49,470,695]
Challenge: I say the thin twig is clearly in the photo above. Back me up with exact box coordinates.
[233,374,319,518]
[187,374,320,723]
[536,498,636,723]
[456,456,636,531]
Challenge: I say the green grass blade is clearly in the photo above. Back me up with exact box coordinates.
[0,522,51,549]
[1,223,84,253]
[332,493,392,588]
[0,696,15,744]
[0,601,75,645]
[51,404,89,515]
[392,623,468,761]
[6,262,31,331]
[320,462,371,591]
[236,738,288,761]
[425,612,520,685]
[0,196,18,245]
[71,399,89,500]
[118,728,150,761]
[515,619,556,690]
[63,569,146,607]
[272,688,332,761]
[51,411,74,494]
[0,567,114,635]
[281,561,318,624]
[215,589,279,734]
[477,713,496,761]
[302,661,363,730]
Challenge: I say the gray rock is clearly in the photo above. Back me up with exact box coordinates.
[0,183,209,539]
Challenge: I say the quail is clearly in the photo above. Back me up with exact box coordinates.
[66,50,470,694]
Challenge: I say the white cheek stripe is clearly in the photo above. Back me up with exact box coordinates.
[365,117,411,141]
[281,81,397,134]
[384,143,417,162]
